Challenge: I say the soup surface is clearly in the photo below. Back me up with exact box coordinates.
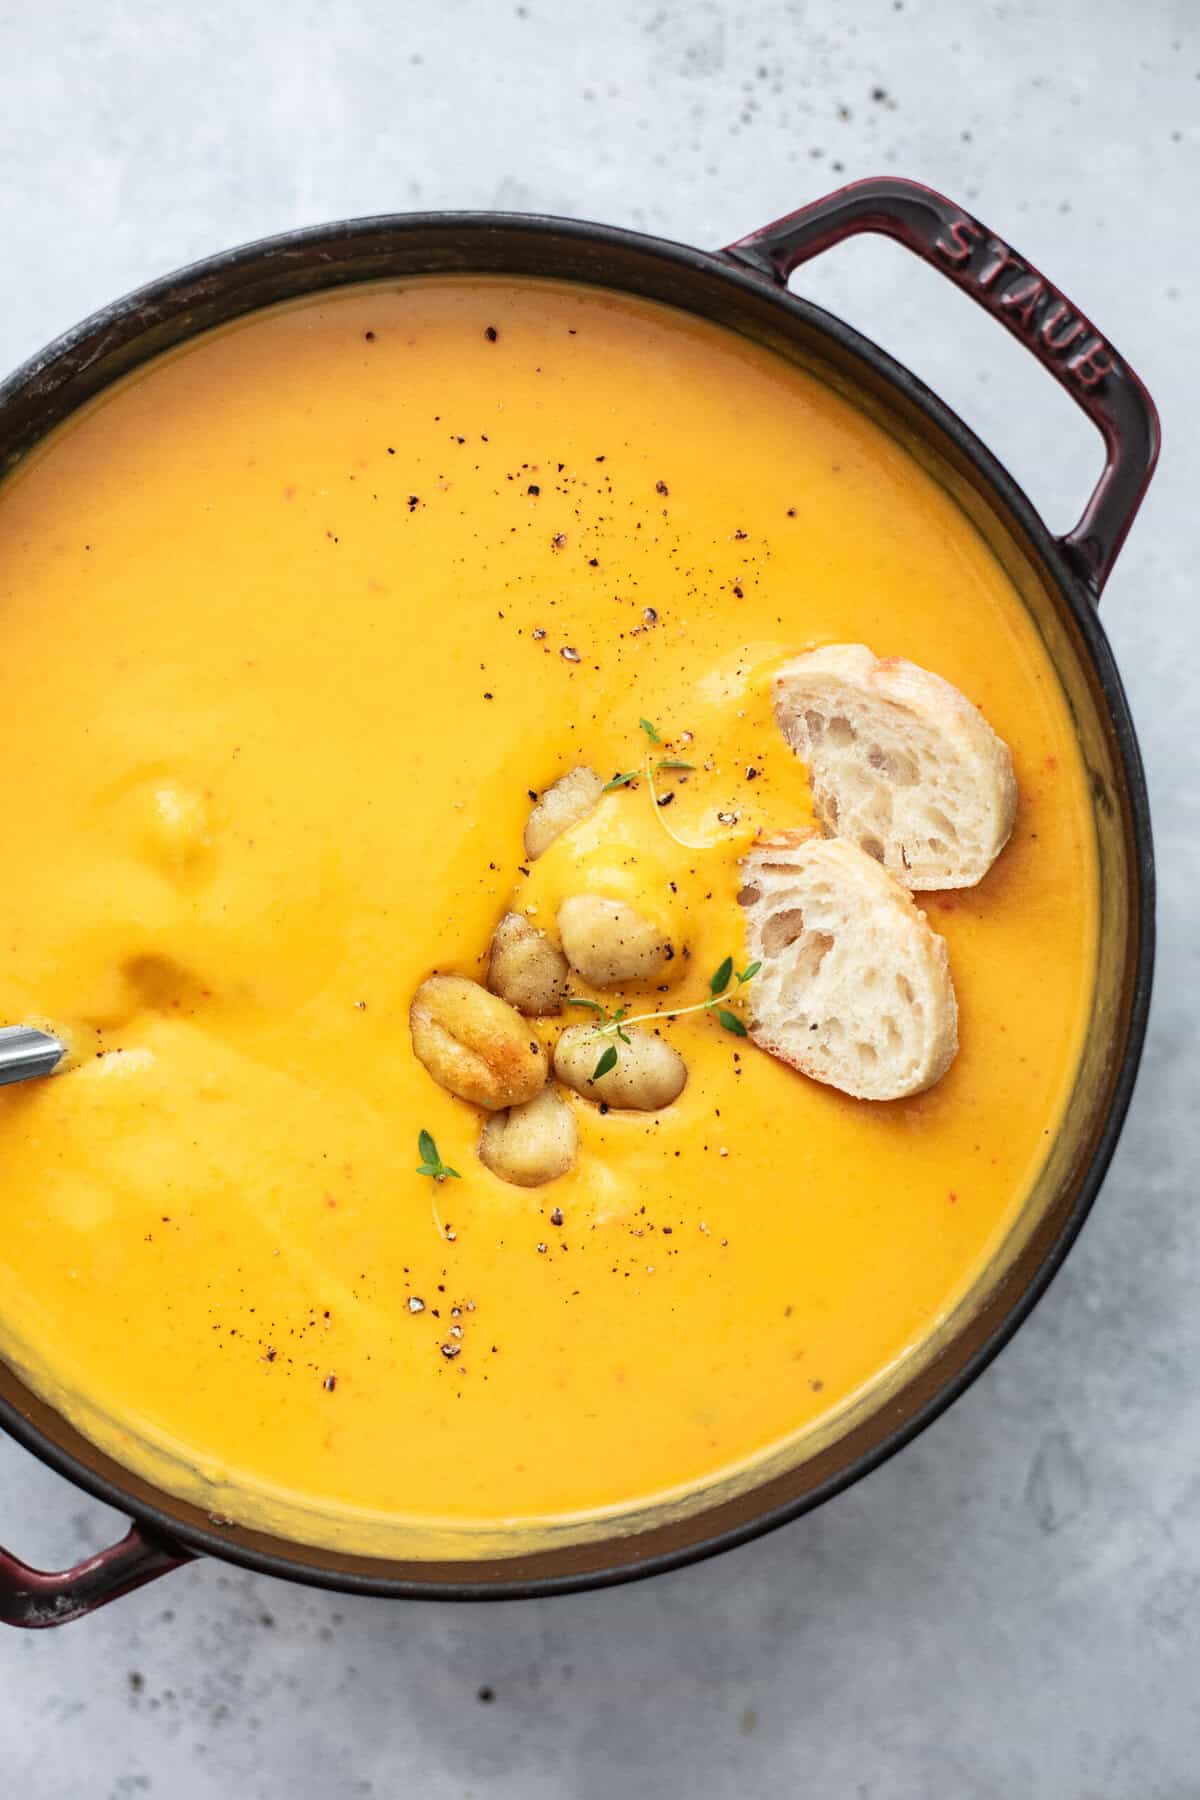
[0,276,1096,1555]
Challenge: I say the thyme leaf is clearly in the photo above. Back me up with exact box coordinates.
[415,1130,461,1182]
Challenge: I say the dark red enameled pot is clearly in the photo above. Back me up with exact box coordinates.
[0,178,1159,1626]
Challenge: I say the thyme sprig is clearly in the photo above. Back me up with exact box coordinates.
[568,955,761,1079]
[416,1130,460,1242]
[603,715,695,791]
[602,717,721,849]
[415,1130,460,1182]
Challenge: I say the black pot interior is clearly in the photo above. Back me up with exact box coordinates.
[0,216,1152,1598]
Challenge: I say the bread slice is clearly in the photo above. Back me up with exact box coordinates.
[773,643,1017,890]
[739,831,958,1101]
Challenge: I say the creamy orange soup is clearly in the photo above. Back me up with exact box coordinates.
[0,277,1096,1555]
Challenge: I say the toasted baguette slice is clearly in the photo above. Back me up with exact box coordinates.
[773,643,1017,890]
[739,831,958,1101]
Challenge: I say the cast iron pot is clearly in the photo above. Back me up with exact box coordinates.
[0,177,1159,1627]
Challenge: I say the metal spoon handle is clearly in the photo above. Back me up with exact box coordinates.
[0,1027,65,1087]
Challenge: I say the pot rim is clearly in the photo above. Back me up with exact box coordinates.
[0,207,1155,1601]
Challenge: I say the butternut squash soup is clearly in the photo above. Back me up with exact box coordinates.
[0,278,1096,1556]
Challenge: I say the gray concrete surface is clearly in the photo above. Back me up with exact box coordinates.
[0,2,1195,1794]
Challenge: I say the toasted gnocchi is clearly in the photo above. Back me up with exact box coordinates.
[487,911,568,1016]
[410,975,548,1110]
[554,1023,687,1111]
[557,894,670,987]
[479,1086,579,1187]
[524,766,604,861]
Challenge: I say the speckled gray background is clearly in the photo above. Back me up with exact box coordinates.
[0,2,1195,1794]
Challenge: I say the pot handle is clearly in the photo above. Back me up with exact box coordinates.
[0,1521,192,1629]
[723,176,1160,597]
